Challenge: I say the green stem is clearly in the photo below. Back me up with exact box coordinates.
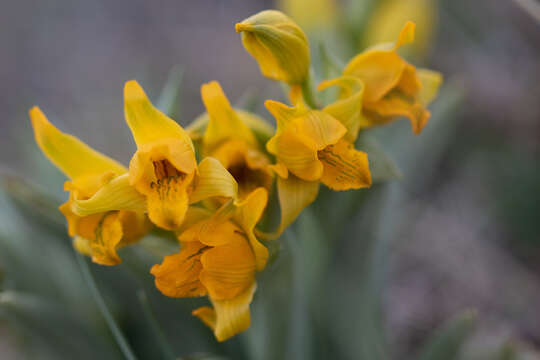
[75,251,138,360]
[137,290,176,360]
[300,73,319,109]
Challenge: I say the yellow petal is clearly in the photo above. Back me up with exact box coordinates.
[199,233,256,300]
[193,282,257,342]
[124,80,194,150]
[201,81,258,152]
[190,157,238,204]
[66,211,124,266]
[29,107,126,180]
[417,68,443,106]
[264,100,298,138]
[393,21,416,50]
[150,241,208,298]
[397,64,422,97]
[210,140,273,199]
[117,211,152,246]
[234,188,269,271]
[146,171,194,230]
[129,139,197,194]
[276,175,319,234]
[294,110,347,150]
[271,129,323,181]
[236,10,310,84]
[365,94,431,135]
[319,76,365,142]
[71,173,147,216]
[343,50,406,103]
[318,139,372,190]
[179,218,239,247]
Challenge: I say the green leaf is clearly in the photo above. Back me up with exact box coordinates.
[415,309,477,360]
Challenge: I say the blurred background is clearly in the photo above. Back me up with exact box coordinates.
[0,0,539,359]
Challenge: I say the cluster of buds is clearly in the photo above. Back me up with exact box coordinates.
[30,10,441,341]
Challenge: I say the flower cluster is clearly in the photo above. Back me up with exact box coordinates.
[29,10,441,341]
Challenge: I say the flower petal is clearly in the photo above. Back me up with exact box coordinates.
[276,175,319,234]
[234,187,269,271]
[146,172,194,230]
[199,232,256,300]
[29,107,126,180]
[272,129,323,181]
[365,94,431,135]
[190,157,238,204]
[124,80,194,150]
[319,76,366,142]
[343,51,406,103]
[417,68,443,106]
[201,81,258,152]
[193,282,256,342]
[71,173,147,216]
[393,21,416,50]
[318,139,372,190]
[150,241,208,298]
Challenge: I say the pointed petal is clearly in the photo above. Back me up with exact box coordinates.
[234,188,269,271]
[71,173,147,216]
[318,139,372,190]
[397,64,422,97]
[319,76,365,142]
[29,107,126,180]
[276,175,319,234]
[124,80,194,150]
[393,21,416,50]
[201,81,257,152]
[199,231,256,300]
[417,68,443,106]
[193,282,256,342]
[190,157,238,204]
[264,100,298,134]
[150,241,208,298]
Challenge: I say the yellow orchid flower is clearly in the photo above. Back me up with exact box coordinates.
[264,98,371,234]
[151,187,268,341]
[340,21,443,135]
[200,81,273,199]
[235,10,310,85]
[123,81,239,231]
[29,107,150,265]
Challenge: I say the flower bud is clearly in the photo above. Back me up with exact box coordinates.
[236,10,310,85]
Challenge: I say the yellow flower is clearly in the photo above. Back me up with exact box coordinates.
[123,81,239,231]
[264,98,371,234]
[235,10,310,85]
[151,188,268,341]
[340,21,443,135]
[29,107,150,265]
[200,81,273,199]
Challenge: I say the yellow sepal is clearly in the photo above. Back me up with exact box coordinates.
[124,80,194,150]
[201,81,258,153]
[29,107,126,180]
[70,173,147,216]
[190,157,239,204]
[193,282,257,342]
